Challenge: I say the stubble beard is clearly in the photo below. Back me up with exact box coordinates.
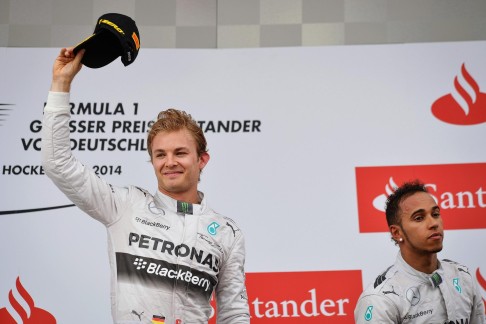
[401,226,444,255]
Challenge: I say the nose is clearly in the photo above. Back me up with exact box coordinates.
[427,214,440,229]
[165,153,177,167]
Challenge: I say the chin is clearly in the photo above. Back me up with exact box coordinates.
[166,186,184,194]
[430,246,443,253]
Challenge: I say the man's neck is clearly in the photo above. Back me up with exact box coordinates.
[160,188,201,204]
[401,250,438,274]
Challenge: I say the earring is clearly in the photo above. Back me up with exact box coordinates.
[399,238,403,242]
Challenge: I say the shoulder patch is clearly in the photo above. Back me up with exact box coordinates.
[374,265,393,288]
[442,259,471,276]
[441,258,458,264]
[223,216,243,237]
[134,186,151,197]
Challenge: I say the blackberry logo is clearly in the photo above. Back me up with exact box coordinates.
[133,258,148,270]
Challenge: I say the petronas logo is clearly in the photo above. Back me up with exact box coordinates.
[365,305,373,321]
[177,201,193,214]
[453,278,462,293]
[207,222,220,236]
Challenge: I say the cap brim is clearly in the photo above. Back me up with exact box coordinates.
[73,30,122,68]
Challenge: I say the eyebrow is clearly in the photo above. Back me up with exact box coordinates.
[153,147,189,153]
[410,205,440,217]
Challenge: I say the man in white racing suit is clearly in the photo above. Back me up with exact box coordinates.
[41,48,250,324]
[354,180,485,324]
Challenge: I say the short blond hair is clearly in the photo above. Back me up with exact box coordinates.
[147,109,207,160]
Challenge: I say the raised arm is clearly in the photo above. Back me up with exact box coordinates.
[41,47,123,225]
[50,47,84,93]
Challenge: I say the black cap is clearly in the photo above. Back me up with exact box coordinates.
[73,13,140,68]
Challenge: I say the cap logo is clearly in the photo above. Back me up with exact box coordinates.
[74,34,96,48]
[132,32,140,50]
[99,19,125,35]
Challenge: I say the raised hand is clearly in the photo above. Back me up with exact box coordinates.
[50,47,84,92]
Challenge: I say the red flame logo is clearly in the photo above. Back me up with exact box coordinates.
[477,268,486,312]
[0,277,56,323]
[431,63,486,125]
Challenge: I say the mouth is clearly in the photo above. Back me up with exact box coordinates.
[163,170,183,178]
[428,233,443,240]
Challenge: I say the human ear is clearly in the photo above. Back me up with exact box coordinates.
[390,225,402,244]
[198,152,210,171]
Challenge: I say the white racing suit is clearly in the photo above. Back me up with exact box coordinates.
[354,252,486,324]
[41,92,250,324]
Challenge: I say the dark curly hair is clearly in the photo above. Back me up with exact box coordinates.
[385,180,428,227]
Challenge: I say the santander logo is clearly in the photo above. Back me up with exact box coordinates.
[209,271,362,323]
[372,177,398,212]
[372,177,441,213]
[356,163,486,233]
[431,63,486,125]
[0,277,56,323]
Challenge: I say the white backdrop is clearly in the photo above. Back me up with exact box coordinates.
[0,41,485,323]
